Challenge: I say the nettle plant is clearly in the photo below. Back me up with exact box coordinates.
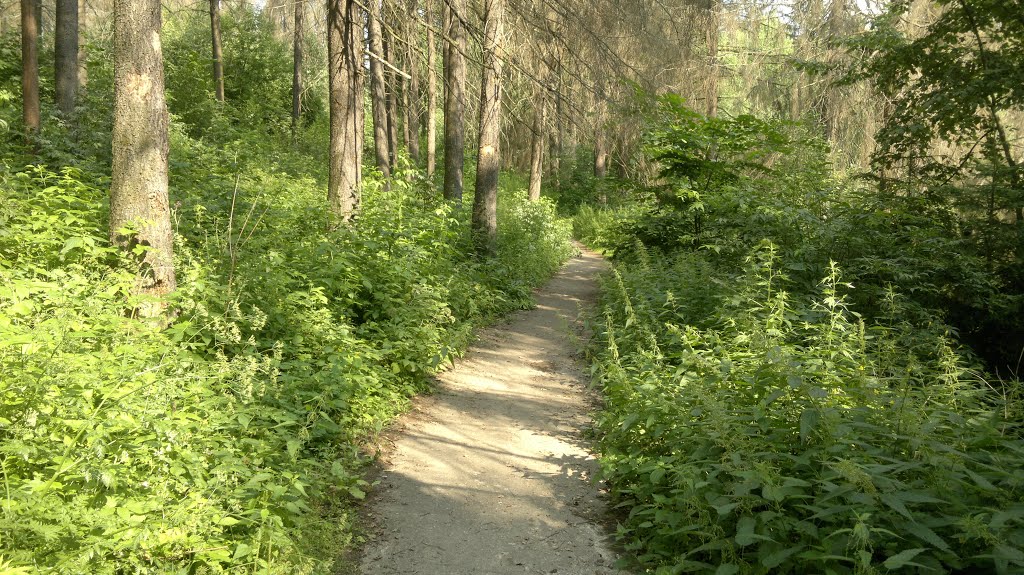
[594,243,1024,574]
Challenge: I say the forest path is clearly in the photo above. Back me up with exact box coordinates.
[357,246,623,575]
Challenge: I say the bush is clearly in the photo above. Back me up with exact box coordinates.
[0,116,573,572]
[592,243,1024,574]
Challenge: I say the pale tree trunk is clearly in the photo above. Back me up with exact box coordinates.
[527,90,545,201]
[367,0,391,178]
[594,90,608,205]
[705,0,719,117]
[291,0,303,133]
[110,0,176,313]
[404,8,420,164]
[472,0,503,256]
[551,55,562,190]
[594,131,608,179]
[594,76,608,183]
[425,0,437,177]
[55,0,78,121]
[210,0,225,102]
[328,0,364,223]
[442,0,466,201]
[21,0,40,140]
[384,28,400,169]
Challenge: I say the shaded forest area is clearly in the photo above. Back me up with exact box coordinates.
[0,0,1022,573]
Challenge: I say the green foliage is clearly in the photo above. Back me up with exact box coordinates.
[0,56,572,575]
[645,94,792,196]
[840,0,1024,369]
[593,244,1024,574]
[580,94,1024,573]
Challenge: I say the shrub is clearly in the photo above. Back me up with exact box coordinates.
[593,243,1024,574]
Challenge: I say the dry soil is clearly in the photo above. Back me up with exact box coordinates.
[358,246,625,575]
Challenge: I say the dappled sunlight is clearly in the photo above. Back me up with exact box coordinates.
[362,250,620,575]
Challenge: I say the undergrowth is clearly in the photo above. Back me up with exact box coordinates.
[0,21,573,570]
[580,95,1024,574]
[592,243,1024,574]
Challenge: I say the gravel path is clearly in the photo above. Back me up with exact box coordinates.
[358,247,623,575]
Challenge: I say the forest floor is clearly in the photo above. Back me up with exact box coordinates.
[355,246,625,575]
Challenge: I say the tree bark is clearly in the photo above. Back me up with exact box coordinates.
[527,94,545,201]
[291,0,303,133]
[404,9,421,164]
[384,28,400,170]
[705,0,719,117]
[110,0,176,313]
[367,0,391,178]
[21,0,40,140]
[552,55,562,190]
[472,0,503,256]
[328,0,364,223]
[442,0,466,201]
[210,0,225,102]
[55,0,78,120]
[425,0,437,177]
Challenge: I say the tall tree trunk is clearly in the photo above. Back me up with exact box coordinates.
[442,0,466,201]
[594,132,608,179]
[404,10,420,164]
[21,0,40,140]
[552,56,562,190]
[328,0,363,223]
[55,0,78,120]
[384,29,400,169]
[527,94,545,201]
[425,0,437,177]
[367,0,391,178]
[291,0,303,133]
[593,75,608,184]
[210,0,225,102]
[110,0,176,313]
[705,0,719,117]
[472,0,503,256]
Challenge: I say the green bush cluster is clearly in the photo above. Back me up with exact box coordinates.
[593,244,1024,574]
[579,96,1024,573]
[0,37,573,570]
[0,152,571,574]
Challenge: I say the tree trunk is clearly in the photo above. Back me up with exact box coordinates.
[552,58,562,190]
[21,0,40,140]
[705,0,719,117]
[210,0,225,102]
[404,11,421,164]
[384,29,400,170]
[291,0,303,133]
[425,0,437,177]
[594,133,608,179]
[472,0,503,256]
[55,0,78,121]
[110,0,176,313]
[442,0,466,201]
[527,96,545,201]
[328,0,363,223]
[367,0,391,178]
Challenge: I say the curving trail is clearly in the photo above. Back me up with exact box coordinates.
[359,247,623,575]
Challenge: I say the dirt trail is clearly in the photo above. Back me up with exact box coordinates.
[358,247,622,575]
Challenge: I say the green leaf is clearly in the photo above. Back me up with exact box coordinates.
[233,543,253,559]
[905,523,951,552]
[762,545,805,569]
[883,548,927,570]
[800,409,819,443]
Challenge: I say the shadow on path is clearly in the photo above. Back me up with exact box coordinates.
[358,248,622,575]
